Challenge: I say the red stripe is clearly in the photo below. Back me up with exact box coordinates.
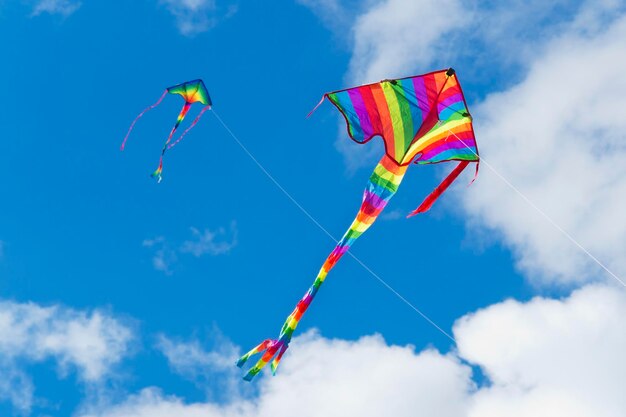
[359,86,383,136]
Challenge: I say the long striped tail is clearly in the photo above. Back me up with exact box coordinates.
[150,102,192,182]
[238,155,408,380]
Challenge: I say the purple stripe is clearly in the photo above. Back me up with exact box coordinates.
[419,140,469,161]
[412,76,431,118]
[348,89,374,137]
[364,189,387,208]
[332,246,350,257]
[439,93,463,109]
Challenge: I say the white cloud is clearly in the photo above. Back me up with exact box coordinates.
[463,12,626,285]
[295,0,355,35]
[160,0,237,36]
[0,300,133,413]
[180,222,237,257]
[347,0,469,84]
[456,284,626,417]
[77,285,626,417]
[79,330,473,417]
[31,0,81,16]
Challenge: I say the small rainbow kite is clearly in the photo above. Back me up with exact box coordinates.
[121,79,212,182]
[238,68,479,380]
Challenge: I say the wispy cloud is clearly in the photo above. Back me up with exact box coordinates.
[156,329,247,401]
[180,222,237,257]
[142,237,177,275]
[0,300,134,413]
[30,0,81,17]
[160,0,238,36]
[144,223,238,274]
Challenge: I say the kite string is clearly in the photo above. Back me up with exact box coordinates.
[449,131,626,288]
[120,90,167,151]
[211,109,457,344]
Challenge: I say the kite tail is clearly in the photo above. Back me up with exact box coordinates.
[167,105,211,150]
[238,155,407,380]
[407,160,471,216]
[120,90,167,151]
[236,339,287,381]
[150,158,164,183]
[150,102,193,182]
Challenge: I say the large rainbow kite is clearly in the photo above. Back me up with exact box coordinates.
[121,79,212,182]
[237,68,479,380]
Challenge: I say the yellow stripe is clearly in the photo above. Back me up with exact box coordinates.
[403,117,471,164]
[374,164,404,185]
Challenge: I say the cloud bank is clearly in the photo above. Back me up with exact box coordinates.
[77,284,626,417]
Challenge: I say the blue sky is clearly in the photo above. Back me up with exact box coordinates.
[1,1,625,417]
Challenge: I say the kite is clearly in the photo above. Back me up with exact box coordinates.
[237,68,479,381]
[120,79,212,182]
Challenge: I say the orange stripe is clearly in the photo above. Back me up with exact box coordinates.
[370,84,396,161]
[356,212,376,223]
[380,154,408,175]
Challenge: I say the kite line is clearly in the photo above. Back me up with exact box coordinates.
[211,109,457,344]
[448,130,626,288]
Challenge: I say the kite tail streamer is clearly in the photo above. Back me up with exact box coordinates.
[238,155,408,380]
[167,105,211,150]
[120,90,167,151]
[150,158,164,183]
[306,95,326,118]
[150,102,192,182]
[407,160,471,216]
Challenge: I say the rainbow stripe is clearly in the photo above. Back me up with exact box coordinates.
[238,69,479,380]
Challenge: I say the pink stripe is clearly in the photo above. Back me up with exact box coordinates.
[120,90,167,150]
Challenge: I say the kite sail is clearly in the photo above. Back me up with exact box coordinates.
[237,68,479,381]
[120,79,212,182]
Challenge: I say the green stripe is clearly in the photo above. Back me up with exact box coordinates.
[370,173,399,193]
[393,80,415,157]
[343,228,363,241]
[381,82,406,160]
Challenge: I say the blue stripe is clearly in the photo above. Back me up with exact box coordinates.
[333,91,365,142]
